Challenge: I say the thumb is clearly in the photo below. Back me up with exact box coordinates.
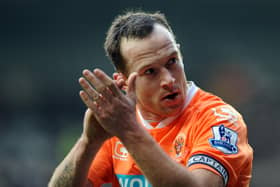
[126,72,138,102]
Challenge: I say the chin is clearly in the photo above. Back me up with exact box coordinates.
[162,105,184,117]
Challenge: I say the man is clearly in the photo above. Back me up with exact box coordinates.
[49,11,253,187]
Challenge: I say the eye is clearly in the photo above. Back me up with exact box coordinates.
[144,68,155,75]
[166,57,177,67]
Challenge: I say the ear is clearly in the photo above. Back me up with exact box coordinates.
[113,72,128,91]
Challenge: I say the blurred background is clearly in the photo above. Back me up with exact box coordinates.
[0,0,279,186]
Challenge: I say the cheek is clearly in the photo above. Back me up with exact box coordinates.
[135,78,157,100]
[174,69,186,82]
[135,85,153,99]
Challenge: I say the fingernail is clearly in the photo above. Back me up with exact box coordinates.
[83,69,89,75]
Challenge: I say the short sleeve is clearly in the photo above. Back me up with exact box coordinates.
[87,139,114,187]
[187,104,253,186]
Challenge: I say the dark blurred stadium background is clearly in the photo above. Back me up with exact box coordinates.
[0,0,279,186]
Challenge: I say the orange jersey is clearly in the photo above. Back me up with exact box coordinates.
[88,82,253,187]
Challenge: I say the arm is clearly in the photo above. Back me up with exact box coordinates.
[80,69,223,187]
[119,120,223,187]
[49,70,127,187]
[48,108,111,187]
[48,135,102,187]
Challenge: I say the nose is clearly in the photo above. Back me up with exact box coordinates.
[160,68,175,90]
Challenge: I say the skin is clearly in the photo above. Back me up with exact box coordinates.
[48,24,224,187]
[120,24,187,121]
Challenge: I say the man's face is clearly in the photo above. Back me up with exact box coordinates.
[120,24,187,120]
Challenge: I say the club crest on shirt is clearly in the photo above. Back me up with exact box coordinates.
[174,133,186,157]
[209,124,238,154]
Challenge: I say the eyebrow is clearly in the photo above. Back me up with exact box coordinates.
[168,50,179,58]
[136,50,179,73]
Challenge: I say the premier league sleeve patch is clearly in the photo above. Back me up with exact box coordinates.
[209,124,238,154]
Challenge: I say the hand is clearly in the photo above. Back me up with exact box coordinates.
[113,72,127,92]
[79,69,138,138]
[81,108,111,144]
[79,72,116,143]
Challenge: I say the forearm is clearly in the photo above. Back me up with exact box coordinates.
[48,136,103,187]
[120,128,201,187]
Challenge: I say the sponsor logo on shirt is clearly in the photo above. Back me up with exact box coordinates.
[209,124,238,154]
[116,174,152,187]
[113,141,129,161]
[188,154,229,185]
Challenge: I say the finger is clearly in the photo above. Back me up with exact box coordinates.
[79,90,98,111]
[113,72,127,90]
[82,69,104,91]
[79,77,100,100]
[126,72,138,102]
[113,72,124,87]
[114,79,125,89]
[112,72,119,80]
[94,69,122,97]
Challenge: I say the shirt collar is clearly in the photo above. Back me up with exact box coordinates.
[137,81,198,129]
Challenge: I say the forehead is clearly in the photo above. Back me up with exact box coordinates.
[120,24,178,73]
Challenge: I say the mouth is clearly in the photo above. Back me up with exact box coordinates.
[162,91,180,100]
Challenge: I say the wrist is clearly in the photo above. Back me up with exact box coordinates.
[118,123,150,146]
[79,134,105,150]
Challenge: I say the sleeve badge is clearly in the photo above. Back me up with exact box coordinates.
[209,124,238,154]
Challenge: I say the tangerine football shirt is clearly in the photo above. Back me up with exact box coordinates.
[87,82,253,187]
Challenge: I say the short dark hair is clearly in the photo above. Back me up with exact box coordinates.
[104,11,175,75]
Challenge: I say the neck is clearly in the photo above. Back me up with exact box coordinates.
[137,107,165,122]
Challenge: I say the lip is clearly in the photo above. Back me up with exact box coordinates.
[160,90,180,100]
